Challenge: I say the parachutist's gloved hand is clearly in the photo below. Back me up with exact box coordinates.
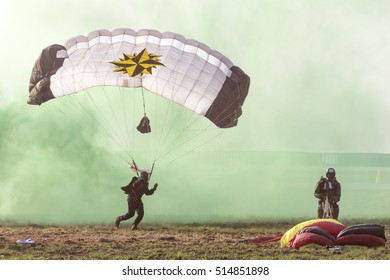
[153,183,158,190]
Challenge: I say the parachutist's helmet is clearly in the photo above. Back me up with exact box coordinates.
[326,168,336,176]
[140,171,149,181]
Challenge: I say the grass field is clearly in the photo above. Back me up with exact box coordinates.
[0,221,389,260]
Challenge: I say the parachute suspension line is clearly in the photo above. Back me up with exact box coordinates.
[147,86,162,164]
[148,68,223,165]
[131,87,137,157]
[105,41,137,161]
[147,74,179,166]
[152,93,188,162]
[99,61,137,160]
[120,87,132,156]
[152,88,159,162]
[156,119,219,165]
[122,86,152,169]
[141,84,147,117]
[46,64,104,132]
[159,129,224,167]
[151,69,190,162]
[52,54,133,164]
[151,73,215,163]
[97,92,133,161]
[83,90,133,163]
[153,104,217,164]
[153,100,182,160]
[100,87,133,157]
[42,92,130,165]
[155,113,199,160]
[86,89,132,159]
[150,55,184,161]
[155,116,224,164]
[85,52,132,159]
[83,51,136,161]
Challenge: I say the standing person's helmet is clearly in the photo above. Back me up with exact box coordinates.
[326,168,336,176]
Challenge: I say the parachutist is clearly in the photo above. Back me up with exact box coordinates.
[115,171,159,229]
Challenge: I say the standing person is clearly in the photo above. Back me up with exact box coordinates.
[115,171,158,230]
[314,168,341,219]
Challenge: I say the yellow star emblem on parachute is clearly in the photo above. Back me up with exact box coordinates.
[110,48,165,77]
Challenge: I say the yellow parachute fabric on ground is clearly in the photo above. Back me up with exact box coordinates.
[280,218,342,247]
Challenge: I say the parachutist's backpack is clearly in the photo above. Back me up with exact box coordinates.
[137,116,151,134]
[121,176,138,194]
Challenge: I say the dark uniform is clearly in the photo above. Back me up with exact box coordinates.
[115,172,158,230]
[314,168,341,220]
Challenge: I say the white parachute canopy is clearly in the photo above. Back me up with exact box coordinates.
[28,28,250,167]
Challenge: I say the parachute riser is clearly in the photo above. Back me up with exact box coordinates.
[149,161,155,180]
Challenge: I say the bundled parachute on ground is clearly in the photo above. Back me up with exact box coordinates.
[280,218,346,248]
[241,219,387,250]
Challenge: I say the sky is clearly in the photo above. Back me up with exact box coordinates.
[1,0,390,224]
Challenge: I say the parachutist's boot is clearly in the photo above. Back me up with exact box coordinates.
[131,223,138,230]
[115,216,122,228]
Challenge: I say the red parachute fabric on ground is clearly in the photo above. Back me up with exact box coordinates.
[291,232,335,250]
[336,234,386,247]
